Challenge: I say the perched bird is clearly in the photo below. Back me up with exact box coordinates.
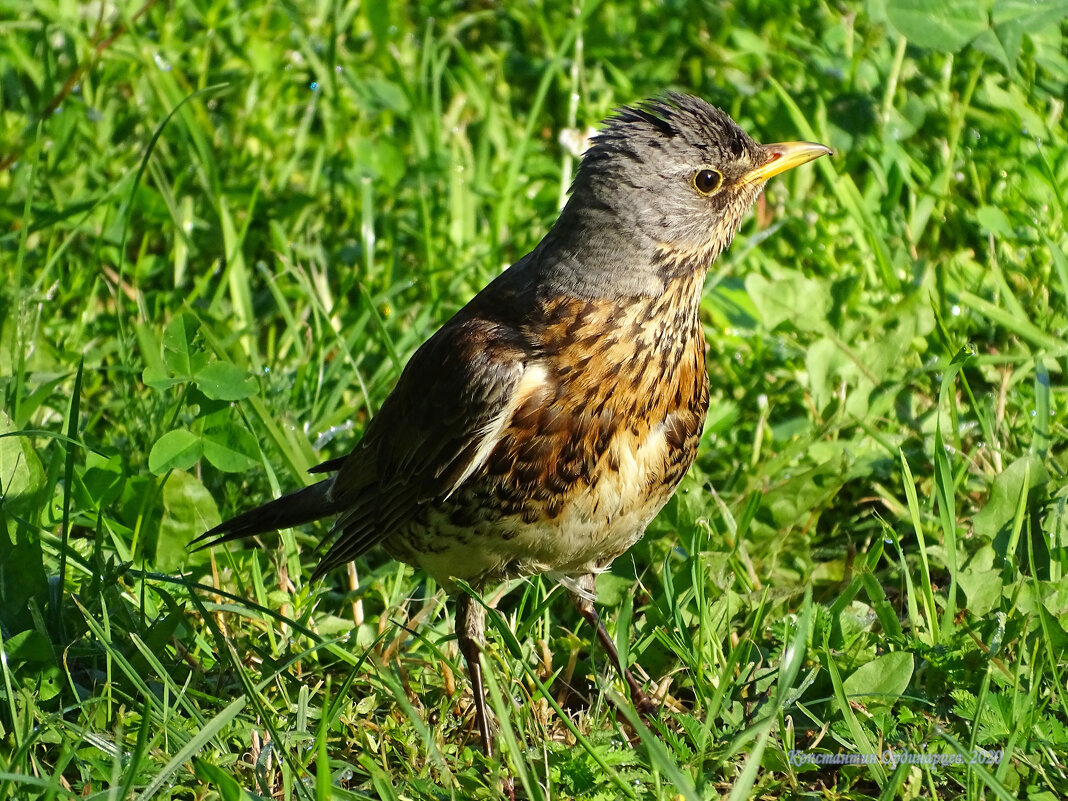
[195,93,829,756]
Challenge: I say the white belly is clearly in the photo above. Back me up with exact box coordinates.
[408,425,673,586]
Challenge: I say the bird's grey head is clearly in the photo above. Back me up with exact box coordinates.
[541,93,829,298]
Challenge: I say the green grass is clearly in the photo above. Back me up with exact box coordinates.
[3,1,1068,798]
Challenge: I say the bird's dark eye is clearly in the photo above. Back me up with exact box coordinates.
[693,168,723,195]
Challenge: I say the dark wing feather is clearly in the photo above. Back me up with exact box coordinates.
[195,261,539,576]
[310,312,534,578]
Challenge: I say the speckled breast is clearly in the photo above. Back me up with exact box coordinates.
[387,272,710,586]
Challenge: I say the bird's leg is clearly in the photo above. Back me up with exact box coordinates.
[571,575,657,718]
[455,593,495,758]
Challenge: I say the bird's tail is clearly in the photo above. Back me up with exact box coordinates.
[191,480,341,550]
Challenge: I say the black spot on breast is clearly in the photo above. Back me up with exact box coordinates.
[546,497,564,519]
[514,435,552,469]
[607,449,620,471]
[545,471,571,495]
[513,460,545,488]
[449,504,479,528]
[564,300,600,338]
[595,411,616,452]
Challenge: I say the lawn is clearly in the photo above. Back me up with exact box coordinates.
[2,1,1067,799]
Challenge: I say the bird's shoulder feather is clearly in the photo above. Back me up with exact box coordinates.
[313,301,543,574]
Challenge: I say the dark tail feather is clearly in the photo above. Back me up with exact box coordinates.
[191,480,341,550]
[308,455,347,474]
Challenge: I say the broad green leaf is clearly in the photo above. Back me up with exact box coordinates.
[201,425,260,472]
[973,454,1048,541]
[842,652,914,706]
[0,411,45,512]
[993,0,1068,32]
[350,135,407,186]
[358,77,410,114]
[194,361,257,401]
[142,363,183,391]
[2,630,61,702]
[134,320,167,380]
[976,206,1014,238]
[0,413,49,636]
[76,451,125,511]
[959,569,1005,618]
[978,76,1052,138]
[4,628,54,664]
[805,337,852,413]
[958,546,1004,617]
[886,0,991,52]
[162,313,209,379]
[746,271,830,333]
[156,470,220,571]
[595,572,635,607]
[148,429,203,474]
[989,0,1068,67]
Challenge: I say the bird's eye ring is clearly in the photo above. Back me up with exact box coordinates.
[693,168,723,195]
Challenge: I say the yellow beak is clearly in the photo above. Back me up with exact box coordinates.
[741,141,832,185]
